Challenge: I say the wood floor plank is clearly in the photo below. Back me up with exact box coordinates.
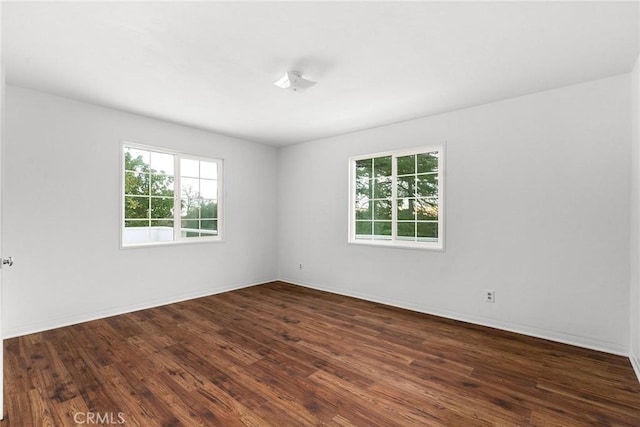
[50,396,90,426]
[126,362,226,427]
[27,388,56,427]
[3,392,34,427]
[2,281,639,426]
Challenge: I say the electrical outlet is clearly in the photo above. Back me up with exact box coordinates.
[299,264,303,270]
[485,290,495,303]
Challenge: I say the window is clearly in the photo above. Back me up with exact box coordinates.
[122,143,223,247]
[349,145,444,250]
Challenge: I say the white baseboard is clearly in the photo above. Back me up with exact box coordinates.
[280,277,628,357]
[3,278,275,339]
[631,351,640,384]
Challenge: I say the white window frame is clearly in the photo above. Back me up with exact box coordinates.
[121,142,224,248]
[348,144,445,251]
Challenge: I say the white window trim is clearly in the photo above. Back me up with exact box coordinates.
[120,141,224,248]
[348,144,445,251]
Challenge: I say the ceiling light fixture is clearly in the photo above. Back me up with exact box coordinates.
[274,71,316,93]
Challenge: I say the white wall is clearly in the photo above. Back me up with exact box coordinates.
[3,74,636,358]
[631,55,640,377]
[2,85,278,337]
[278,75,632,355]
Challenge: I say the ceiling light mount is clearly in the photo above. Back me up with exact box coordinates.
[274,71,316,93]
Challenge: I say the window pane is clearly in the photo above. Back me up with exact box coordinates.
[181,158,199,178]
[416,174,438,197]
[199,179,217,200]
[150,152,174,175]
[200,200,217,218]
[374,156,392,177]
[181,197,200,218]
[124,219,148,228]
[200,161,217,180]
[397,176,415,198]
[355,221,372,238]
[374,177,391,198]
[182,219,199,232]
[200,223,218,237]
[397,198,415,220]
[125,196,149,219]
[201,219,217,232]
[397,155,415,175]
[416,198,438,220]
[374,221,392,240]
[374,200,391,220]
[417,152,438,174]
[150,174,174,197]
[125,171,149,196]
[181,177,200,199]
[356,178,372,200]
[356,159,373,180]
[355,200,372,220]
[151,219,173,228]
[417,222,438,239]
[150,220,174,242]
[151,197,173,219]
[124,148,150,172]
[397,222,416,239]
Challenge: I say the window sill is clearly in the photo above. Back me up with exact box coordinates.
[120,237,224,249]
[347,239,444,252]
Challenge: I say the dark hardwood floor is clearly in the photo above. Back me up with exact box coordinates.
[2,281,639,426]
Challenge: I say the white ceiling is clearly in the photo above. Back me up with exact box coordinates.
[2,1,639,146]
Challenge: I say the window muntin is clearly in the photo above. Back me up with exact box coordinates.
[122,144,223,247]
[350,146,444,250]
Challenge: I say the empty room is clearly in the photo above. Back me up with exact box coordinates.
[1,1,640,425]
